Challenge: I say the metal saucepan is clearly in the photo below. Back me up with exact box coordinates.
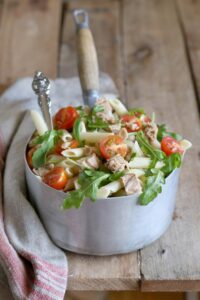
[25,155,179,255]
[24,10,180,255]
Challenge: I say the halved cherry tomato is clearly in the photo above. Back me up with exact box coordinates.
[51,139,79,155]
[121,115,142,132]
[43,167,68,190]
[143,116,151,123]
[54,106,78,130]
[26,147,36,168]
[99,135,127,159]
[53,141,63,155]
[161,136,184,156]
[70,139,79,149]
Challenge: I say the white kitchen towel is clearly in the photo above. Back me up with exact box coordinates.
[0,74,117,300]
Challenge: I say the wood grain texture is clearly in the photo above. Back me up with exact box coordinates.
[176,0,200,104]
[67,252,140,290]
[0,0,62,84]
[108,291,184,300]
[123,0,200,291]
[59,0,125,99]
[65,291,184,300]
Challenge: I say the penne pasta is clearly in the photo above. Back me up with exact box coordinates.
[61,148,86,158]
[96,180,123,198]
[61,130,73,142]
[129,157,151,169]
[64,177,77,192]
[180,139,192,151]
[30,110,48,136]
[125,169,145,177]
[155,161,165,169]
[80,132,113,143]
[108,98,128,116]
[132,141,144,157]
[74,178,81,190]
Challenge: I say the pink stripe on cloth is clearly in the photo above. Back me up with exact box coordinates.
[34,279,64,298]
[0,126,67,300]
[30,289,59,300]
[0,189,31,299]
[23,252,67,277]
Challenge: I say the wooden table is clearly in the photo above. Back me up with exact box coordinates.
[0,0,200,292]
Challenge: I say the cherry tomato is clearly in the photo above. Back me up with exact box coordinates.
[53,141,63,155]
[99,135,127,159]
[121,115,142,132]
[54,106,78,130]
[143,116,151,123]
[161,136,184,156]
[70,139,79,149]
[26,147,36,168]
[43,167,68,190]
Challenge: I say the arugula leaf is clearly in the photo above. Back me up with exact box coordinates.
[75,106,89,118]
[161,153,181,177]
[128,108,145,115]
[87,105,109,130]
[62,170,110,209]
[139,171,165,205]
[157,124,182,142]
[136,131,166,160]
[92,105,104,113]
[32,130,63,168]
[108,171,125,182]
[87,117,109,129]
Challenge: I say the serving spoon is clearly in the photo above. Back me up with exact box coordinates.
[32,71,53,131]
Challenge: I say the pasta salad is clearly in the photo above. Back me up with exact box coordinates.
[27,98,192,209]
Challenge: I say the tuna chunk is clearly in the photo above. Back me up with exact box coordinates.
[95,98,115,123]
[77,153,100,170]
[106,154,128,173]
[109,124,121,134]
[121,174,142,195]
[144,123,160,148]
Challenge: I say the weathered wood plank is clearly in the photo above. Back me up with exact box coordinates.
[0,0,62,84]
[59,0,125,99]
[176,0,200,104]
[67,251,140,290]
[123,0,200,291]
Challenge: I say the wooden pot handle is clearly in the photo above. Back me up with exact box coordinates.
[73,10,99,92]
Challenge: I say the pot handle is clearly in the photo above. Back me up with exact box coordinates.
[73,10,99,93]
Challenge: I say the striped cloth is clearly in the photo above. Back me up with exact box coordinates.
[0,75,116,300]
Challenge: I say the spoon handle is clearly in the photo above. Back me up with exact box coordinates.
[32,71,53,131]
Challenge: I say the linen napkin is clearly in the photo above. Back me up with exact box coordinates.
[0,74,117,300]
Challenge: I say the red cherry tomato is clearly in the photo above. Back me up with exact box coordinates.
[143,116,151,123]
[51,139,79,155]
[121,115,142,132]
[70,139,79,149]
[99,135,127,159]
[43,167,68,190]
[26,147,36,168]
[161,136,184,156]
[53,141,63,155]
[54,106,78,130]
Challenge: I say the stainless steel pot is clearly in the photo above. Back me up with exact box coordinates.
[24,10,180,255]
[25,148,180,255]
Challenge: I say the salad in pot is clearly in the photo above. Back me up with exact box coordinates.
[27,98,191,209]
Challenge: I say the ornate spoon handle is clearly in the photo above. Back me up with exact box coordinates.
[32,71,53,131]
